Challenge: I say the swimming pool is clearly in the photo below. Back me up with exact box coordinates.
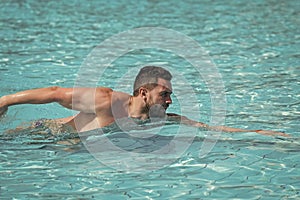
[0,0,299,199]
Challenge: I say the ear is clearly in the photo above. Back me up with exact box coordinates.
[139,87,148,100]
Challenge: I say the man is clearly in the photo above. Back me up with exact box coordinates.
[0,66,289,137]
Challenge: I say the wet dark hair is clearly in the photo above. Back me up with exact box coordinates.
[133,66,172,96]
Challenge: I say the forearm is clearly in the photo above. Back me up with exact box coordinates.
[206,125,250,132]
[182,118,290,137]
[0,86,109,113]
[201,124,289,137]
[0,87,62,107]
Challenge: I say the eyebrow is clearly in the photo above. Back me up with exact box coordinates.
[160,90,172,95]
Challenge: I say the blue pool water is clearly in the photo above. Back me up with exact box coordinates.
[0,0,299,199]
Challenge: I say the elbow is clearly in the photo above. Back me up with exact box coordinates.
[48,86,63,102]
[49,87,73,109]
[49,86,60,91]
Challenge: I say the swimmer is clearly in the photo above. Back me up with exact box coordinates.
[0,66,289,137]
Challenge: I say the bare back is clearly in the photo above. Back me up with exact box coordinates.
[65,90,131,132]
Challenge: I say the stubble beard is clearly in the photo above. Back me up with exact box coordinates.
[148,104,167,119]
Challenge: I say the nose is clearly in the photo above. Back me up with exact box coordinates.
[165,96,172,105]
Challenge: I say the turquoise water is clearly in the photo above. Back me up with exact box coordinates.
[0,0,299,199]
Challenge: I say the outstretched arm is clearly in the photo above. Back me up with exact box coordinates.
[0,86,113,116]
[0,87,73,113]
[167,113,290,137]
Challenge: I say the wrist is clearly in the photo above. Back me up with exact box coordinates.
[0,96,9,108]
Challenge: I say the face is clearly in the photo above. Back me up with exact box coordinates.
[146,78,173,111]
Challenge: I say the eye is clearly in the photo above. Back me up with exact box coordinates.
[160,91,171,97]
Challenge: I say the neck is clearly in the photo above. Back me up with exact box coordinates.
[127,96,149,120]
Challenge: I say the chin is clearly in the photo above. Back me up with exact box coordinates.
[149,104,166,118]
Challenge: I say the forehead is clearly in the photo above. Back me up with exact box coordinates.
[156,78,172,92]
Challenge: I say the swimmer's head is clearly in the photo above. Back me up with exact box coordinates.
[133,66,172,96]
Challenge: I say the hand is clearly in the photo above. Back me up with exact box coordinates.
[255,130,290,137]
[0,105,8,118]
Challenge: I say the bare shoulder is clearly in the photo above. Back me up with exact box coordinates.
[94,87,114,100]
[112,90,131,99]
[95,88,130,98]
[111,91,131,106]
[95,88,130,109]
[95,87,113,94]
